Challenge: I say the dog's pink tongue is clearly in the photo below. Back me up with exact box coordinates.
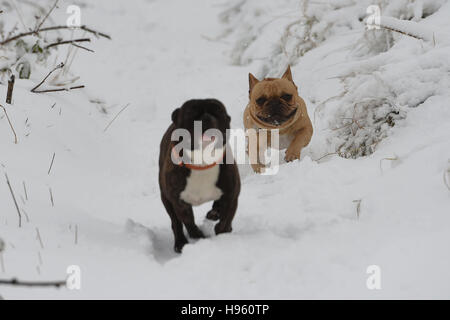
[202,134,215,142]
[201,134,215,149]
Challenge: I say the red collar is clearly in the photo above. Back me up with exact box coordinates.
[171,145,224,171]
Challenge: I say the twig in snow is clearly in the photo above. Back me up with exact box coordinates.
[34,0,59,32]
[33,85,85,94]
[379,156,398,174]
[21,208,30,223]
[103,103,131,132]
[23,181,28,200]
[48,152,56,175]
[71,43,94,53]
[31,62,64,93]
[379,25,424,40]
[0,25,111,46]
[36,227,44,249]
[353,199,362,219]
[313,152,338,162]
[4,173,21,227]
[30,63,85,93]
[45,38,90,49]
[0,104,18,144]
[378,17,434,42]
[6,74,15,104]
[49,187,54,207]
[0,278,66,288]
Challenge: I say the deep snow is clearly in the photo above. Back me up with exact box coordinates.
[0,0,449,299]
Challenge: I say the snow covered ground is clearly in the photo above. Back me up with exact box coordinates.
[0,0,449,299]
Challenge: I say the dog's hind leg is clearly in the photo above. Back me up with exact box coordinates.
[161,194,188,253]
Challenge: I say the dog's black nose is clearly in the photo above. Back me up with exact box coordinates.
[267,99,281,114]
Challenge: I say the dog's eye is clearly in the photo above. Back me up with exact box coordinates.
[281,94,293,102]
[256,97,267,106]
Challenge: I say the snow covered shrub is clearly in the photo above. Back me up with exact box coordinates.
[0,3,54,81]
[333,97,405,158]
[0,1,108,89]
[219,0,449,158]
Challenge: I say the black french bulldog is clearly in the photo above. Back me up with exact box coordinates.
[158,99,240,253]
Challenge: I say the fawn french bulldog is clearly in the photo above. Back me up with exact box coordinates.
[243,66,313,173]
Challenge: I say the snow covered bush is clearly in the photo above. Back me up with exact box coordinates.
[219,0,450,158]
[0,1,108,90]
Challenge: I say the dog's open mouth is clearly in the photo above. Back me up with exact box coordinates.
[257,109,297,126]
[182,134,224,165]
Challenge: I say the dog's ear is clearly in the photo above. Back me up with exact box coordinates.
[282,65,294,83]
[282,65,298,90]
[249,73,259,93]
[171,108,180,124]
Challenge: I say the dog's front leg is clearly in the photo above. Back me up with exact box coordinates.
[173,201,205,240]
[206,200,221,221]
[161,194,188,253]
[213,195,239,235]
[285,126,313,162]
[248,131,269,173]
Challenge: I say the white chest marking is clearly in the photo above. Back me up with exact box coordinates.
[180,166,223,206]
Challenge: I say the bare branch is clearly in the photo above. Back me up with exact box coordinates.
[48,152,56,175]
[0,25,111,46]
[4,173,22,227]
[34,0,59,32]
[30,63,85,93]
[33,85,85,94]
[31,62,64,93]
[45,38,90,49]
[49,187,54,207]
[71,43,94,53]
[353,199,362,219]
[103,103,131,132]
[0,278,66,288]
[0,104,18,144]
[36,228,44,249]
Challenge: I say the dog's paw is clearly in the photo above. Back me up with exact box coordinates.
[251,163,265,174]
[285,149,301,162]
[206,209,220,221]
[215,223,232,235]
[174,237,188,253]
[187,226,205,239]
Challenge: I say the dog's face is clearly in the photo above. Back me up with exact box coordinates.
[248,66,299,127]
[171,99,230,151]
